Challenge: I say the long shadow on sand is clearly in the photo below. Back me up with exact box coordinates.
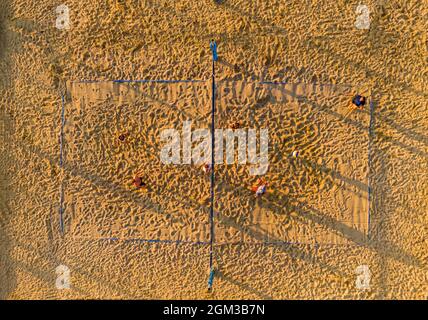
[359,107,428,159]
[215,269,273,299]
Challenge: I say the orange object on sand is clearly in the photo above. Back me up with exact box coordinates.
[231,122,241,130]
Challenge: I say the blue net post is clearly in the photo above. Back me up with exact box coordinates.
[208,268,215,291]
[210,40,218,62]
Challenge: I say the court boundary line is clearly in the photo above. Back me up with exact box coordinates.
[64,237,369,248]
[59,94,66,235]
[367,95,375,239]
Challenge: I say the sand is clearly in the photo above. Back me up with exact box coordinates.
[0,0,427,299]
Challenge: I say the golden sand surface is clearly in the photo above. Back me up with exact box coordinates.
[0,0,427,299]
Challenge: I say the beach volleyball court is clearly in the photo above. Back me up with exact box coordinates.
[62,80,370,246]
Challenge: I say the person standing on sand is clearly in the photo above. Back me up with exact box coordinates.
[133,175,147,191]
[202,163,212,175]
[251,178,268,198]
[231,121,241,130]
[345,94,367,119]
[352,94,366,109]
[115,132,129,147]
[118,133,127,142]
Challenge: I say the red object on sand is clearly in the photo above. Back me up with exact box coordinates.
[203,164,212,174]
[133,177,143,188]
